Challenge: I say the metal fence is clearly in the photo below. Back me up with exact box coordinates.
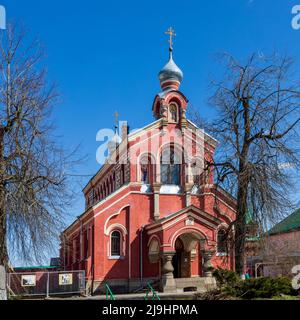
[7,270,85,298]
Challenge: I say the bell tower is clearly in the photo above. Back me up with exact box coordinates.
[153,28,188,128]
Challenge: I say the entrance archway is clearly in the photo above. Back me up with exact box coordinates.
[172,235,194,278]
[171,230,206,278]
[172,238,184,278]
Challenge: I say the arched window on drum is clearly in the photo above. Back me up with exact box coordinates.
[168,103,179,123]
[161,147,181,185]
[139,154,154,185]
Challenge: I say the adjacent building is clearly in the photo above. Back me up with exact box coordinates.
[257,209,300,277]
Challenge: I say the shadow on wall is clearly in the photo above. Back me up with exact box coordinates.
[96,205,159,294]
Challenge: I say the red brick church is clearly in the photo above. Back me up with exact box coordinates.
[60,30,237,294]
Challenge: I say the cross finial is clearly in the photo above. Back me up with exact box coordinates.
[113,111,119,132]
[165,27,176,51]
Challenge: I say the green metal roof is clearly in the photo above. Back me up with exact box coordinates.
[269,209,300,235]
[13,265,59,270]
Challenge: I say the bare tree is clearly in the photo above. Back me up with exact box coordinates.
[192,53,300,274]
[0,24,78,267]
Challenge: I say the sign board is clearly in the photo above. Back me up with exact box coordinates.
[21,275,36,287]
[59,273,73,286]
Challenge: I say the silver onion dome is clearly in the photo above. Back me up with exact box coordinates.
[158,50,183,84]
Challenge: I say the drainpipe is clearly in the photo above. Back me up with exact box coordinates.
[63,235,67,271]
[91,225,95,294]
[128,208,131,292]
[140,225,145,286]
[78,217,83,270]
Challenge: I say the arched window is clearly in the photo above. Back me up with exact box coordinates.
[161,147,181,185]
[191,161,199,185]
[148,238,160,263]
[106,180,109,196]
[217,229,227,254]
[204,160,211,185]
[140,155,153,184]
[120,164,125,185]
[141,164,149,183]
[108,177,112,194]
[112,173,116,191]
[111,231,121,256]
[169,103,178,122]
[100,186,103,200]
[191,157,204,185]
[88,190,94,206]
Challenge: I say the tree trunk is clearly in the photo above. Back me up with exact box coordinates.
[0,210,8,267]
[235,100,251,275]
[235,181,248,275]
[0,127,7,268]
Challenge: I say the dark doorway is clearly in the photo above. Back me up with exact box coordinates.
[173,238,184,278]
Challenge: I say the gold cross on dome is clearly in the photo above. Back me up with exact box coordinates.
[165,27,176,51]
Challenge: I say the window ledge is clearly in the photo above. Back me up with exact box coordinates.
[216,252,228,257]
[140,184,152,193]
[108,256,125,260]
[160,185,182,194]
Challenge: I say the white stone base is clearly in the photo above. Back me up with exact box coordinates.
[90,277,159,295]
[0,266,7,301]
[174,277,216,293]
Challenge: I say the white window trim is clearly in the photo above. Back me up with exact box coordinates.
[160,184,182,194]
[108,255,125,260]
[216,252,229,257]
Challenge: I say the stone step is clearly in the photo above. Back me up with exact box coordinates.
[174,277,216,293]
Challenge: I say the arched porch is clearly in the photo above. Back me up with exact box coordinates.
[172,231,204,279]
[160,229,216,293]
[145,205,221,293]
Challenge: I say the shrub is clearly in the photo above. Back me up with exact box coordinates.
[212,268,240,289]
[224,276,297,299]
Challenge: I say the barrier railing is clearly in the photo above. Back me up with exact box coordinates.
[105,283,116,300]
[7,270,85,298]
[144,283,160,300]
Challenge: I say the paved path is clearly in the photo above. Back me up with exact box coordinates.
[48,291,198,300]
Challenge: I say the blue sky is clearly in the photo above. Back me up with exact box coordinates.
[3,0,300,264]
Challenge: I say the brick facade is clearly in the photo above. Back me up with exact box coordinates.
[60,51,237,293]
